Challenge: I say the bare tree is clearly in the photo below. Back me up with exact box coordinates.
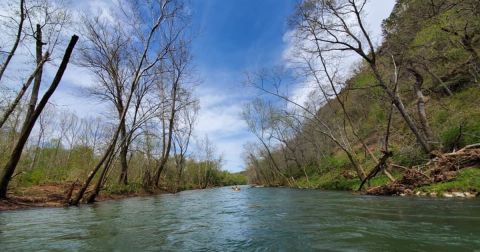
[79,16,132,185]
[245,72,367,181]
[152,37,192,188]
[71,0,187,204]
[0,0,25,83]
[0,34,78,199]
[293,0,433,153]
[172,94,198,192]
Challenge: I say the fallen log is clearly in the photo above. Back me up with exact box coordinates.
[366,145,480,196]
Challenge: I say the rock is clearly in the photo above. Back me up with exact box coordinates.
[443,192,454,198]
[452,192,465,198]
[429,192,437,197]
[414,191,427,196]
[464,192,477,198]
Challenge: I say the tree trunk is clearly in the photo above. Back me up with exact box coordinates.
[25,24,44,120]
[26,25,44,172]
[118,122,129,185]
[174,155,185,193]
[409,68,434,144]
[153,80,179,187]
[70,139,115,205]
[86,149,115,203]
[0,0,25,83]
[0,35,78,199]
[372,68,432,154]
[0,54,49,129]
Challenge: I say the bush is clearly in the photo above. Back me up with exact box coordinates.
[419,167,480,193]
[18,169,47,186]
[103,182,143,195]
[441,121,480,151]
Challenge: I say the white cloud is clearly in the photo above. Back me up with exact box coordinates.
[193,86,255,172]
[60,65,97,89]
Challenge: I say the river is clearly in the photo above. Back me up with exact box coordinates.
[1,186,479,251]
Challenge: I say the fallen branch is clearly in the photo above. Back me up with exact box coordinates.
[358,151,393,191]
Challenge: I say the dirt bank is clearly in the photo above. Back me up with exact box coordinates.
[0,183,167,211]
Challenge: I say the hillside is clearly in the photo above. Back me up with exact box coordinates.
[243,0,480,196]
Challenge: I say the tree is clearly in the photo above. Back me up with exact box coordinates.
[152,37,192,188]
[292,0,433,153]
[71,0,188,204]
[245,71,368,182]
[172,94,198,192]
[79,16,132,185]
[0,34,78,198]
[0,0,25,83]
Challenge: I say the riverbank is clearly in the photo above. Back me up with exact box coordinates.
[294,167,480,198]
[292,146,480,198]
[0,183,169,211]
[0,182,250,211]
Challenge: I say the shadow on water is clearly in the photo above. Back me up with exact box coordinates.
[1,186,479,251]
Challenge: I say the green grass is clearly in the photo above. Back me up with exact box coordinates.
[418,167,480,194]
[296,170,399,191]
[103,182,144,195]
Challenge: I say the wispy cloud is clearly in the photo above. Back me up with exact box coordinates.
[193,85,255,172]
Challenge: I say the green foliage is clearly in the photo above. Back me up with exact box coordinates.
[320,154,350,172]
[353,72,377,88]
[391,145,428,167]
[296,171,396,191]
[103,182,143,195]
[219,171,248,185]
[432,88,480,151]
[441,121,480,151]
[17,169,47,186]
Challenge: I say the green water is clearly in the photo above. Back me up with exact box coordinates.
[1,187,479,251]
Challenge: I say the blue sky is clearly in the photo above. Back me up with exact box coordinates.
[185,0,396,172]
[30,0,395,172]
[190,0,296,71]
[187,0,298,172]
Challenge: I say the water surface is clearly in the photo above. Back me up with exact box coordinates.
[1,187,479,251]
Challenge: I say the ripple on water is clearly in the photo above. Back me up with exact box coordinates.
[0,187,479,251]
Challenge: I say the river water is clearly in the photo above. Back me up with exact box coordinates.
[1,187,479,251]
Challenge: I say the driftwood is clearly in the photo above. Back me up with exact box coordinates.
[358,151,393,191]
[366,145,480,196]
[65,180,78,204]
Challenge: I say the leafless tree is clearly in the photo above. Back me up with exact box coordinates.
[0,0,25,83]
[245,71,367,181]
[71,0,188,204]
[152,37,192,188]
[292,0,433,153]
[0,34,78,198]
[172,94,198,192]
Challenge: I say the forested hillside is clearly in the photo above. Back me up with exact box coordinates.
[243,0,480,195]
